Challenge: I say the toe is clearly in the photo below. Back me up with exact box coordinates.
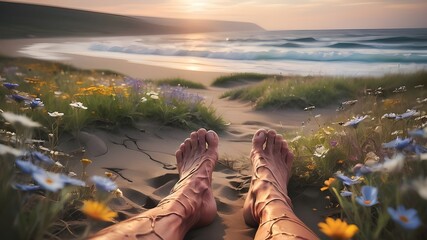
[184,138,192,153]
[274,134,283,153]
[197,128,207,151]
[175,149,183,173]
[252,129,267,150]
[190,132,198,150]
[206,130,219,151]
[266,130,276,152]
[282,140,294,167]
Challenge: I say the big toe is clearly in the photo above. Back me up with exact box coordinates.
[252,129,267,150]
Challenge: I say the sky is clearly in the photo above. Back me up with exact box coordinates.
[6,0,427,30]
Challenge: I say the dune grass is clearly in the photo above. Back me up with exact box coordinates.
[155,78,206,89]
[220,72,427,109]
[211,72,271,87]
[0,56,226,132]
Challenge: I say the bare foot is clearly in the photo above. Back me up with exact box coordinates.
[243,129,317,240]
[243,129,293,227]
[91,129,218,239]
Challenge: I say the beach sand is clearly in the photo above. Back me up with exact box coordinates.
[1,38,336,239]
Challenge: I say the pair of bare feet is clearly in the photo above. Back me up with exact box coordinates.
[93,129,317,240]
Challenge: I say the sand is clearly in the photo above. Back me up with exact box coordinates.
[1,38,336,239]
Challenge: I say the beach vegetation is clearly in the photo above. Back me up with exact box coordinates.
[211,72,271,87]
[220,72,427,109]
[283,80,427,239]
[155,77,206,89]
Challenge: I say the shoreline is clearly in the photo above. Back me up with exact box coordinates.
[0,38,226,84]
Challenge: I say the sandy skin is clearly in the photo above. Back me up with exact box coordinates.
[90,128,218,239]
[91,128,317,240]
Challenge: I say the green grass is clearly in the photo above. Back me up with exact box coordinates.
[211,72,271,87]
[0,56,226,132]
[221,72,427,109]
[155,78,206,89]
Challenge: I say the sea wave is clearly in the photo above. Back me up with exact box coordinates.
[363,36,427,43]
[89,43,427,63]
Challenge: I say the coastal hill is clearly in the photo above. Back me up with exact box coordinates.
[0,1,264,39]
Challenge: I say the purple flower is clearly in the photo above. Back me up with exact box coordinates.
[31,151,55,165]
[335,172,361,185]
[9,94,28,103]
[352,163,373,176]
[3,82,19,90]
[343,115,367,128]
[13,183,41,191]
[356,186,378,207]
[60,175,86,187]
[409,128,427,138]
[32,170,66,192]
[382,137,412,150]
[91,175,117,192]
[340,190,352,197]
[15,159,43,174]
[388,205,421,230]
[395,109,418,120]
[27,98,44,109]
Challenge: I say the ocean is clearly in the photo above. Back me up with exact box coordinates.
[21,28,427,76]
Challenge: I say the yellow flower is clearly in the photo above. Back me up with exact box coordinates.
[320,177,336,191]
[81,200,117,222]
[81,158,92,167]
[318,217,358,240]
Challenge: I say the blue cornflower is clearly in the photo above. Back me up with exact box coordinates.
[3,82,19,90]
[343,115,367,128]
[409,127,427,138]
[387,205,421,230]
[32,170,66,192]
[352,163,373,176]
[395,109,418,120]
[27,98,44,109]
[356,186,378,207]
[31,151,55,165]
[335,172,361,185]
[60,175,86,187]
[13,183,41,191]
[9,94,28,103]
[340,190,353,197]
[382,137,412,150]
[15,159,43,174]
[91,175,117,192]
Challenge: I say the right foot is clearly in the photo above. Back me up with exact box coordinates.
[243,129,294,227]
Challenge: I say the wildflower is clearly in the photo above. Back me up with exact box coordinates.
[104,171,114,178]
[27,98,44,109]
[352,163,373,176]
[0,144,23,157]
[321,178,336,191]
[341,100,358,106]
[81,158,92,167]
[68,171,77,177]
[382,137,412,150]
[387,205,421,230]
[343,115,367,128]
[382,113,396,119]
[393,86,406,93]
[314,145,329,158]
[114,188,123,198]
[318,217,358,240]
[356,186,378,207]
[3,82,19,90]
[70,101,88,110]
[81,200,117,222]
[91,175,117,192]
[31,151,55,165]
[54,161,65,168]
[290,135,302,143]
[60,175,86,187]
[409,127,427,138]
[1,112,41,128]
[412,177,427,200]
[32,170,65,192]
[304,106,315,111]
[373,153,405,172]
[150,94,159,100]
[9,94,28,103]
[340,190,352,197]
[335,172,361,185]
[13,183,41,191]
[140,97,148,103]
[395,109,418,120]
[48,111,64,118]
[330,140,338,147]
[15,159,42,174]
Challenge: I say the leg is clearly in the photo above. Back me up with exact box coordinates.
[91,128,219,240]
[243,129,318,240]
